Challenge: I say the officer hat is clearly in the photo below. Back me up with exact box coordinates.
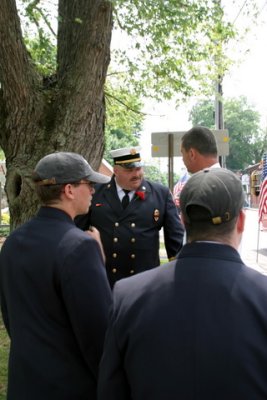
[180,168,244,225]
[110,146,143,169]
[33,152,110,185]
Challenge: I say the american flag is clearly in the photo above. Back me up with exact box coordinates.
[173,172,190,207]
[258,154,267,222]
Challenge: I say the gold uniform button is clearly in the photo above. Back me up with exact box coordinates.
[131,223,135,228]
[115,222,119,227]
[112,253,117,258]
[131,238,136,243]
[130,269,135,274]
[113,237,118,243]
[112,268,117,273]
[130,254,135,259]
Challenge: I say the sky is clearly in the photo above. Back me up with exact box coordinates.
[223,0,267,120]
[140,0,267,168]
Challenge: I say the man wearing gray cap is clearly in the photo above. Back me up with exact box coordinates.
[98,168,267,400]
[75,146,184,287]
[0,152,112,400]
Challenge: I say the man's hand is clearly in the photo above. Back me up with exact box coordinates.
[85,226,106,263]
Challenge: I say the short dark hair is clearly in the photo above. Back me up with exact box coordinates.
[184,205,237,242]
[34,184,64,205]
[181,126,218,156]
[32,173,80,205]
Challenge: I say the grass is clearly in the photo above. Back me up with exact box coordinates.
[0,226,9,398]
[0,227,9,238]
[0,313,9,400]
[160,258,168,265]
[0,229,9,397]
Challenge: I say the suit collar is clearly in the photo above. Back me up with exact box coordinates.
[102,177,149,218]
[178,242,243,264]
[37,206,74,223]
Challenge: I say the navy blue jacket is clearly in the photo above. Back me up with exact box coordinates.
[98,242,267,400]
[0,207,112,400]
[75,177,184,286]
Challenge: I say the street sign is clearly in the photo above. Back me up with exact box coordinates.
[151,130,229,157]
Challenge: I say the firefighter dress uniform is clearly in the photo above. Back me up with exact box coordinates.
[75,147,184,287]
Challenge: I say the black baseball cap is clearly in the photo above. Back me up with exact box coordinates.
[33,152,110,185]
[180,168,244,225]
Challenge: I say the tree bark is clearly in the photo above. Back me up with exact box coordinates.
[0,0,113,229]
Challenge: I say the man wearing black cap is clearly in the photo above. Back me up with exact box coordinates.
[98,168,267,400]
[75,146,184,287]
[0,152,112,400]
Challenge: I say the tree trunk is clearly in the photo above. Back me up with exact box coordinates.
[0,0,113,229]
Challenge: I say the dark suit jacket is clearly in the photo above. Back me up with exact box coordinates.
[98,242,267,400]
[0,207,112,400]
[75,177,184,286]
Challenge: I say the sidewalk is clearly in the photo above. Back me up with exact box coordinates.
[240,208,267,275]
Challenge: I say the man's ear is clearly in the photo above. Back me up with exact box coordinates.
[189,148,197,161]
[63,183,75,199]
[236,209,246,234]
[113,165,118,176]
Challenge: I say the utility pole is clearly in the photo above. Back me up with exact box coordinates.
[215,76,225,167]
[168,133,174,190]
[214,0,225,168]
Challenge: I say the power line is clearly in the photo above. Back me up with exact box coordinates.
[232,0,249,24]
[233,0,267,25]
[259,0,267,14]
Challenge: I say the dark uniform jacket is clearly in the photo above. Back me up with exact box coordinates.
[75,177,184,286]
[98,242,267,400]
[0,207,112,400]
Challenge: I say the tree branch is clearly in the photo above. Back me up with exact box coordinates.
[113,7,124,30]
[105,91,164,117]
[57,0,113,86]
[105,91,146,115]
[26,0,57,39]
[35,6,57,37]
[54,0,113,140]
[0,0,40,110]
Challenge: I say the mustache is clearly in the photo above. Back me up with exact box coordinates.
[130,177,142,181]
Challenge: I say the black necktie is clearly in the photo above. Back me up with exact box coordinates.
[122,190,130,209]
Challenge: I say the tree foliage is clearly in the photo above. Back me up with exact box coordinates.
[189,100,215,129]
[112,0,236,101]
[189,97,267,170]
[18,0,240,103]
[224,98,267,170]
[104,80,144,160]
[17,0,57,74]
[142,165,167,186]
[142,165,181,187]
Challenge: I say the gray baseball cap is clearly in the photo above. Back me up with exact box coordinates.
[180,168,244,225]
[33,152,110,185]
